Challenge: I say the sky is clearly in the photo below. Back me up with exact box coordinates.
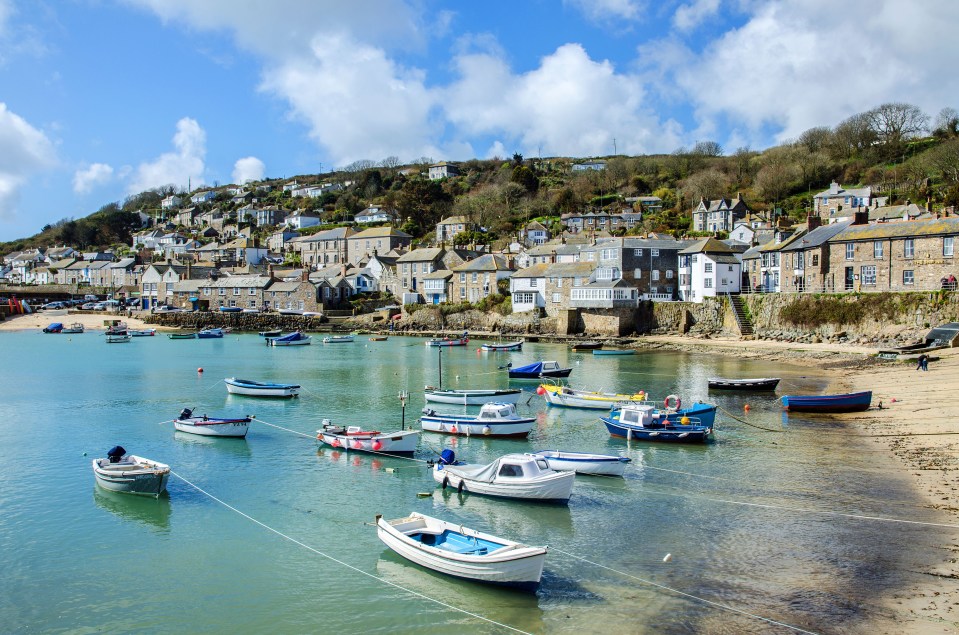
[1,0,958,242]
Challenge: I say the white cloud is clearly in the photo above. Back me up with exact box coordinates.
[565,0,643,23]
[673,0,721,31]
[659,0,959,145]
[0,102,55,220]
[72,162,114,194]
[0,0,12,36]
[127,117,205,194]
[232,156,264,184]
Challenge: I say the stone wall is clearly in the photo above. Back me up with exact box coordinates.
[145,312,332,332]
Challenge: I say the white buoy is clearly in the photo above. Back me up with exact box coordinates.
[663,553,672,563]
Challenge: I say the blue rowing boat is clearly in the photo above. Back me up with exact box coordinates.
[780,391,871,413]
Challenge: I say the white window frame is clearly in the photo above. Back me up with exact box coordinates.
[904,239,915,259]
[903,270,914,285]
[845,243,854,260]
[945,237,955,257]
[874,241,883,259]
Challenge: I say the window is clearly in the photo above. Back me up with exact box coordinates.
[633,269,642,279]
[651,249,659,256]
[845,243,854,260]
[704,278,713,288]
[812,254,819,266]
[552,292,561,303]
[904,239,915,259]
[634,249,643,256]
[666,270,674,279]
[585,252,595,261]
[861,265,876,285]
[204,288,210,296]
[471,272,478,283]
[165,282,173,293]
[874,241,883,259]
[459,273,466,283]
[705,262,713,273]
[249,300,256,308]
[651,270,660,281]
[514,291,535,304]
[249,288,256,295]
[459,287,465,299]
[691,254,698,263]
[233,287,240,295]
[601,248,617,260]
[946,237,955,257]
[218,288,226,296]
[903,270,914,285]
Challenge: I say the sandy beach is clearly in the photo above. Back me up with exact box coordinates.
[0,310,155,332]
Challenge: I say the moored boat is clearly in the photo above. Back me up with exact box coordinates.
[420,402,535,437]
[105,321,128,335]
[423,388,523,405]
[507,361,572,380]
[106,333,132,343]
[593,348,634,356]
[197,327,225,339]
[129,328,156,337]
[780,391,871,413]
[528,450,631,476]
[218,306,243,313]
[601,401,716,443]
[570,341,602,351]
[480,340,523,352]
[708,377,780,391]
[375,512,547,590]
[432,451,575,502]
[43,322,63,333]
[224,377,300,398]
[173,408,252,438]
[369,335,388,341]
[92,446,170,497]
[167,332,197,340]
[316,420,419,455]
[323,334,355,343]
[426,336,469,347]
[267,331,312,346]
[62,322,85,334]
[259,329,282,338]
[539,384,648,409]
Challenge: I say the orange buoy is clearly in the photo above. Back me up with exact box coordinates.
[197,367,203,373]
[744,404,751,412]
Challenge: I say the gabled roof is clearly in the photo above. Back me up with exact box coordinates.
[303,227,355,242]
[438,215,469,225]
[510,263,551,279]
[780,220,852,251]
[678,237,736,255]
[544,262,596,277]
[757,229,807,253]
[451,254,510,272]
[396,247,444,262]
[349,227,412,240]
[830,216,959,242]
[422,269,454,280]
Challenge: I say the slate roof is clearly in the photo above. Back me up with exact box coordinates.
[396,248,444,262]
[679,237,737,255]
[831,217,959,242]
[452,254,510,272]
[780,220,853,251]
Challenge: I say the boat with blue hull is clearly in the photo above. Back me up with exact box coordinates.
[781,391,872,413]
[507,361,572,380]
[197,328,226,339]
[267,331,312,346]
[601,401,716,443]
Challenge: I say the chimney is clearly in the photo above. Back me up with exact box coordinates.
[186,261,192,278]
[852,210,869,226]
[340,264,347,278]
[267,264,274,279]
[829,181,839,195]
[806,215,822,231]
[302,269,309,282]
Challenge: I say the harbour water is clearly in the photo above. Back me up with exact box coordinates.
[0,331,950,634]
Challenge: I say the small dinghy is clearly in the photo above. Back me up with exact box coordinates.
[129,328,156,337]
[480,340,523,352]
[432,450,575,503]
[259,329,282,338]
[267,331,312,346]
[173,408,252,438]
[529,450,631,476]
[316,419,419,455]
[507,361,572,380]
[106,334,132,343]
[708,377,780,391]
[426,336,469,347]
[224,377,300,398]
[781,391,871,413]
[168,332,197,340]
[92,446,169,497]
[375,511,547,591]
[323,334,355,343]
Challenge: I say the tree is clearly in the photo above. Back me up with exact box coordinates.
[680,168,730,205]
[510,165,539,194]
[933,108,959,139]
[553,187,580,215]
[867,102,928,158]
[754,162,798,204]
[691,140,723,157]
[828,112,878,160]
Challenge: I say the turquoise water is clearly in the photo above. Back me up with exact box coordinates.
[0,331,949,634]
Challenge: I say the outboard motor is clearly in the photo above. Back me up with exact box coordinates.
[107,446,126,463]
[421,408,436,417]
[179,407,193,420]
[439,449,456,466]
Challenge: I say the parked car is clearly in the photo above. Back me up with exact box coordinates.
[154,305,186,313]
[41,301,67,310]
[81,302,97,310]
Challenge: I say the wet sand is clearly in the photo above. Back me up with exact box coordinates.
[0,310,156,332]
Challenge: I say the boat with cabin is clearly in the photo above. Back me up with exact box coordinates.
[507,361,572,380]
[601,401,716,442]
[375,511,547,591]
[267,331,312,346]
[420,402,535,437]
[197,327,226,339]
[62,322,85,334]
[432,450,575,503]
[426,336,469,347]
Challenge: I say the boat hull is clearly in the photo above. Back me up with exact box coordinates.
[480,342,523,351]
[781,391,871,413]
[106,335,131,343]
[92,456,170,497]
[168,333,197,339]
[323,335,355,343]
[592,349,634,355]
[530,451,631,476]
[420,414,534,437]
[541,385,647,409]
[129,329,156,337]
[426,338,468,347]
[173,417,251,438]
[376,513,546,590]
[433,465,574,502]
[509,369,572,380]
[602,418,711,442]
[317,429,419,455]
[708,377,780,391]
[224,377,300,398]
[423,389,522,405]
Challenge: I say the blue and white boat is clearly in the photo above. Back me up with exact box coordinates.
[376,512,547,591]
[218,306,243,313]
[781,391,871,413]
[507,361,572,380]
[528,450,631,476]
[267,331,312,346]
[197,327,226,339]
[323,334,355,343]
[420,402,534,437]
[42,322,63,333]
[601,401,716,443]
[224,377,300,398]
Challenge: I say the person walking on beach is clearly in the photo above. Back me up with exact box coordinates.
[916,353,929,371]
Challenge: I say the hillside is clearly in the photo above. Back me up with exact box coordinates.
[4,101,959,254]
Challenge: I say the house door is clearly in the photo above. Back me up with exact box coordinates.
[844,267,854,291]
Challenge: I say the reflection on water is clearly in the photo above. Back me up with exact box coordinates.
[434,486,575,539]
[93,486,172,532]
[173,430,253,458]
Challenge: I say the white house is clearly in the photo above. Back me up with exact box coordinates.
[285,211,321,230]
[677,237,742,302]
[429,162,460,180]
[508,263,549,313]
[355,204,397,224]
[190,190,216,204]
[161,195,182,210]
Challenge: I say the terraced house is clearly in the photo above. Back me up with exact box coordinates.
[450,254,512,302]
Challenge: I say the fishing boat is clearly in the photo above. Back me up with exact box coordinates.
[432,451,575,502]
[539,384,648,409]
[259,329,282,338]
[426,336,469,347]
[424,388,523,405]
[105,321,128,335]
[91,446,170,497]
[106,333,132,343]
[197,327,225,339]
[708,377,781,391]
[593,348,634,356]
[173,408,252,438]
[570,341,602,351]
[224,377,300,398]
[480,340,523,352]
[780,391,872,413]
[42,322,63,333]
[375,512,547,590]
[369,335,388,341]
[218,306,243,313]
[507,361,572,380]
[129,328,156,337]
[316,419,419,455]
[528,450,631,476]
[62,322,85,334]
[167,332,197,340]
[420,402,535,437]
[267,331,312,346]
[323,334,355,343]
[601,401,716,443]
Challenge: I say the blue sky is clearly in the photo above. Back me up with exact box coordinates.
[1,0,957,242]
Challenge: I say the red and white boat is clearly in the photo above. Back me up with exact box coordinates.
[316,420,419,455]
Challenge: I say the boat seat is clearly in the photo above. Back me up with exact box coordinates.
[442,543,489,555]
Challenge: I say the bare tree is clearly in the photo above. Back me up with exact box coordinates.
[867,102,929,157]
[797,126,833,153]
[926,138,959,183]
[828,112,878,159]
[679,168,731,204]
[691,140,724,157]
[754,162,798,204]
[933,108,959,139]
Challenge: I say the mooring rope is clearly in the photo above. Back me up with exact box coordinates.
[253,417,432,464]
[549,547,820,634]
[716,405,783,432]
[169,471,531,634]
